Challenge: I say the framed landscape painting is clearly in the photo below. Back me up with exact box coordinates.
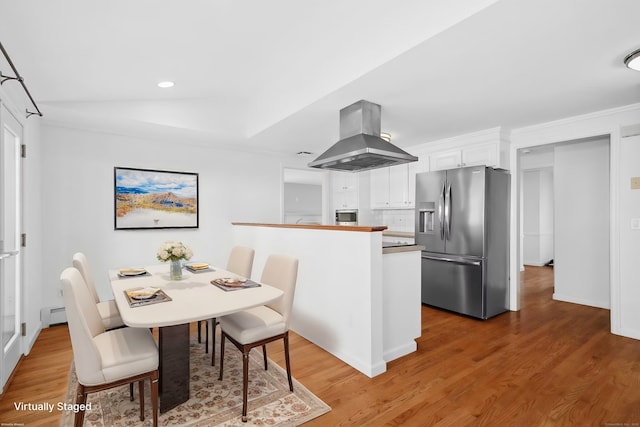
[114,167,199,230]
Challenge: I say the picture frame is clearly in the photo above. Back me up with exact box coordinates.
[114,167,199,230]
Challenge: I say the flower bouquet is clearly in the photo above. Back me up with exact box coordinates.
[157,241,193,279]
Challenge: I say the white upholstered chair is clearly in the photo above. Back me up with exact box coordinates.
[72,252,124,330]
[218,254,298,422]
[61,267,159,427]
[199,246,255,360]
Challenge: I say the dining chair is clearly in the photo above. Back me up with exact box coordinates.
[218,254,298,422]
[60,267,159,427]
[200,246,255,361]
[72,252,124,330]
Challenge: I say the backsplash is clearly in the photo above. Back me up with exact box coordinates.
[371,209,415,232]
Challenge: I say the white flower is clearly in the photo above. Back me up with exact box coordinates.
[156,241,192,262]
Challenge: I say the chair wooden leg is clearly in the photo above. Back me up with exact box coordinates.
[138,380,145,421]
[151,371,159,427]
[218,332,226,380]
[284,332,293,392]
[262,344,268,370]
[74,383,87,427]
[197,320,202,343]
[129,382,134,401]
[242,350,250,422]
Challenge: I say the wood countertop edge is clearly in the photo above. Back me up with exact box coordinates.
[232,222,388,232]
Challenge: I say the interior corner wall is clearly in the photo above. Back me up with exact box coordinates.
[553,138,610,309]
[40,125,289,309]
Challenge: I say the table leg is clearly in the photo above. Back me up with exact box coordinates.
[158,323,190,413]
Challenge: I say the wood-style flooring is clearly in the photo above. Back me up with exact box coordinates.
[2,266,640,426]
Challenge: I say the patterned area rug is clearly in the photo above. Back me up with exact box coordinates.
[60,335,330,426]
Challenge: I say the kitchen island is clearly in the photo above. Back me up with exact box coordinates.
[231,222,423,377]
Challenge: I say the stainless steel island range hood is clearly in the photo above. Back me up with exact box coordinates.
[308,100,418,172]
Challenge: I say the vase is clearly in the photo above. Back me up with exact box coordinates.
[170,259,182,280]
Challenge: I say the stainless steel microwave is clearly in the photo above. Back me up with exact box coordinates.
[335,209,358,225]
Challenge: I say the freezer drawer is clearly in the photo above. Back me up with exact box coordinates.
[421,253,484,319]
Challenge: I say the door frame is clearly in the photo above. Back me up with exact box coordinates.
[509,110,625,337]
[0,102,24,392]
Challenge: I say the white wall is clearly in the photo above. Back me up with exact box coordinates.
[553,138,610,308]
[619,134,640,337]
[40,124,294,307]
[522,168,554,266]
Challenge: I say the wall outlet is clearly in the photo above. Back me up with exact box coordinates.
[58,288,63,297]
[631,177,640,190]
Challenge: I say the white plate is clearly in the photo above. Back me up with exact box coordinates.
[119,269,147,276]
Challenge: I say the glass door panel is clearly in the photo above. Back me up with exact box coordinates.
[1,104,22,390]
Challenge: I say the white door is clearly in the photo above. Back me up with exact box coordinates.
[0,104,23,391]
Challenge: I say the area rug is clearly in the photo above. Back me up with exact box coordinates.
[60,335,330,426]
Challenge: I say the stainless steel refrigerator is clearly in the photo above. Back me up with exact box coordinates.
[415,166,510,319]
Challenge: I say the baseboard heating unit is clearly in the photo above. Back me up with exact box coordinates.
[41,306,67,327]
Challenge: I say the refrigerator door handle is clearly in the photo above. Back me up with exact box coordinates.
[438,182,445,239]
[421,253,482,266]
[444,182,451,240]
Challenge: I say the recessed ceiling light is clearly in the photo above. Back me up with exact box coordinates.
[157,81,175,88]
[624,48,640,71]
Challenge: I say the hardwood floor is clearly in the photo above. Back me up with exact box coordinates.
[2,266,640,425]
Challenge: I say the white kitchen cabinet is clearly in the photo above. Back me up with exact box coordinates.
[332,171,359,210]
[370,162,418,209]
[370,168,391,208]
[334,189,359,209]
[332,172,358,192]
[389,163,415,208]
[429,142,500,171]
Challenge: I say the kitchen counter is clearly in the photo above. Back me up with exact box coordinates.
[231,222,421,377]
[382,244,424,254]
[382,230,415,238]
[232,222,387,232]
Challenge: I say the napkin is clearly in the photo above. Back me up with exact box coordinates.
[186,263,209,270]
[126,287,160,299]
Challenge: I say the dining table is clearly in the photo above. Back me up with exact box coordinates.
[109,263,284,413]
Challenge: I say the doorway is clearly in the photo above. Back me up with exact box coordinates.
[0,104,23,392]
[518,135,610,309]
[282,168,328,225]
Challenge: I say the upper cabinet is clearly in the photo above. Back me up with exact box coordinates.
[370,161,422,209]
[332,172,370,214]
[425,128,510,172]
[429,142,501,171]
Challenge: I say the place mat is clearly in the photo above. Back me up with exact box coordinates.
[116,268,150,279]
[186,265,215,273]
[211,278,261,292]
[123,288,172,307]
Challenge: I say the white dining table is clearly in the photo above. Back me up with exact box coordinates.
[109,263,283,413]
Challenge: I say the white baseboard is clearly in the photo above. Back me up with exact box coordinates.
[23,322,43,356]
[383,341,417,362]
[552,293,610,310]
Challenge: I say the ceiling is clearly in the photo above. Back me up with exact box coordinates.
[0,0,639,158]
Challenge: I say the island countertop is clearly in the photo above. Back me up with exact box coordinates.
[232,222,388,232]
